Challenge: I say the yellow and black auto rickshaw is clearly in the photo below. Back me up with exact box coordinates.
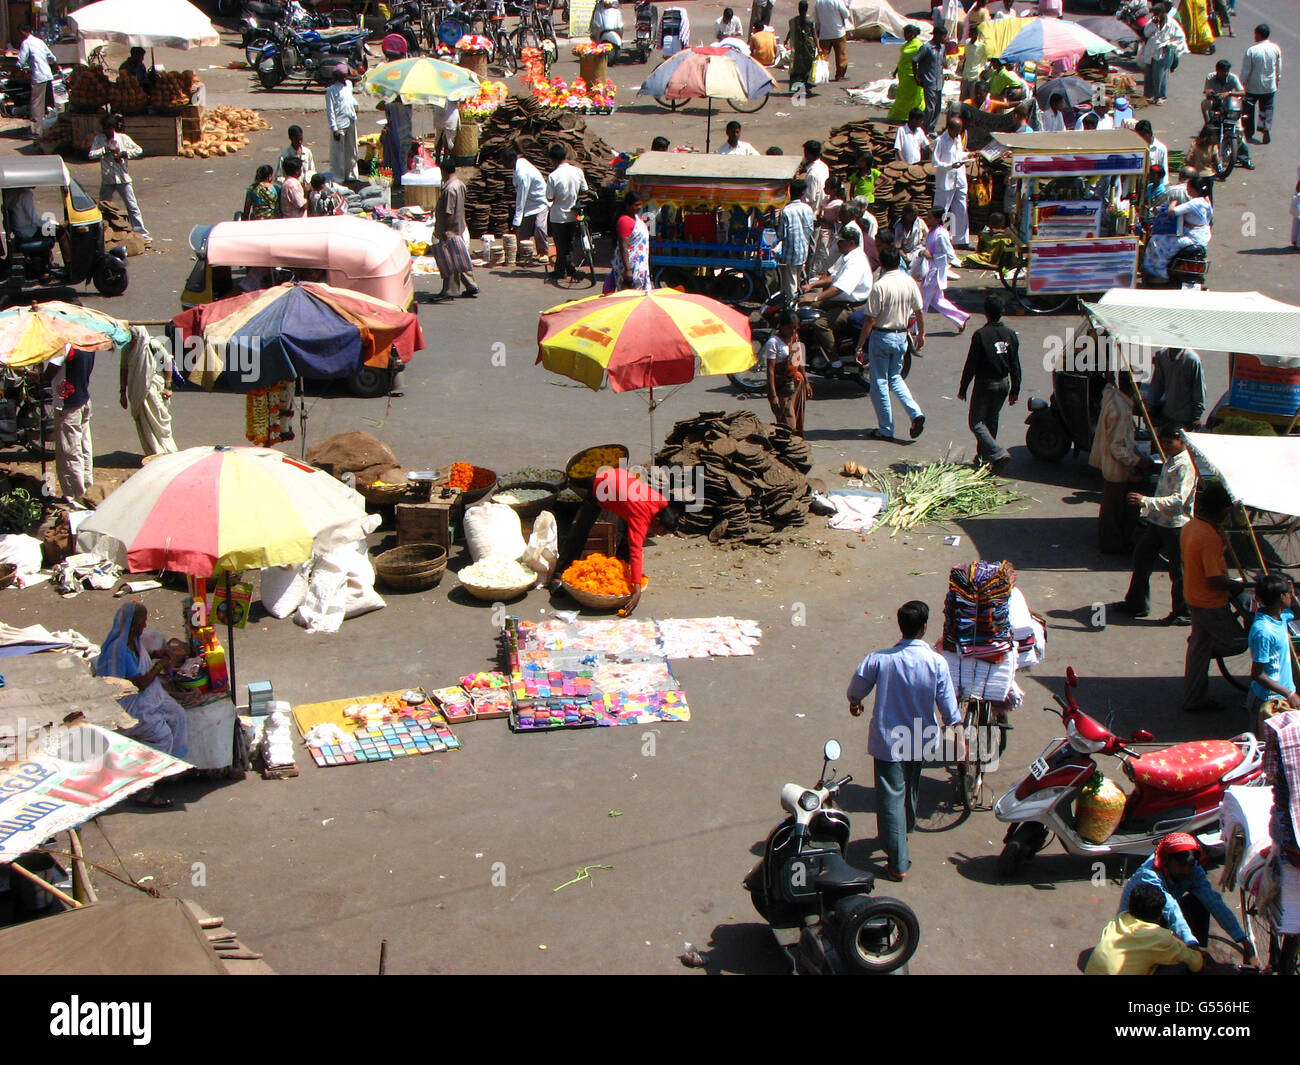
[0,156,128,301]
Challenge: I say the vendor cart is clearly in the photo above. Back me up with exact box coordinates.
[1082,289,1300,566]
[625,151,799,303]
[983,131,1148,315]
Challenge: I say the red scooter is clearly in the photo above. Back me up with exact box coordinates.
[993,667,1264,877]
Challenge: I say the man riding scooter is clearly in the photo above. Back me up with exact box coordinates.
[1118,831,1257,965]
[799,225,872,371]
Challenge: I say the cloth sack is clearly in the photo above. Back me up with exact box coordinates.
[463,501,527,563]
[294,539,386,634]
[521,510,559,584]
[260,562,310,618]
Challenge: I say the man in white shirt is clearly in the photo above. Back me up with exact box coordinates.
[716,120,759,156]
[931,116,970,246]
[544,143,589,281]
[16,24,57,140]
[1134,120,1168,175]
[1042,92,1068,132]
[88,114,149,241]
[801,226,872,368]
[325,67,359,182]
[1241,23,1282,145]
[993,0,1020,18]
[276,125,317,184]
[715,7,744,40]
[431,100,461,163]
[508,148,550,266]
[814,0,851,81]
[1138,6,1187,106]
[893,109,931,164]
[800,139,830,214]
[854,244,926,443]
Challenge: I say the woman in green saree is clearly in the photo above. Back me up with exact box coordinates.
[888,25,926,121]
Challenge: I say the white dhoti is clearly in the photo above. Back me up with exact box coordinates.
[123,327,177,456]
[933,171,970,247]
[330,123,358,182]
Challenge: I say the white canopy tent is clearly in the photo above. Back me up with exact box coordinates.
[1082,290,1300,364]
[1183,433,1300,520]
[69,0,220,50]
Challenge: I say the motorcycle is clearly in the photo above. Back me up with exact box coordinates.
[590,0,629,63]
[255,25,369,90]
[0,370,54,460]
[1205,93,1244,180]
[242,0,356,65]
[744,739,921,975]
[1140,244,1210,289]
[383,0,425,53]
[1114,0,1150,38]
[994,667,1264,878]
[632,1,657,62]
[0,70,67,119]
[727,293,913,395]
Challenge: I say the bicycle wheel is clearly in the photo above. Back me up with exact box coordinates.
[727,92,769,114]
[1215,124,1237,180]
[1009,263,1076,315]
[655,95,688,110]
[513,24,542,58]
[958,700,995,812]
[492,29,518,75]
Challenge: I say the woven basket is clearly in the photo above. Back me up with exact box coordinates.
[374,543,447,592]
[458,575,534,601]
[359,480,409,505]
[561,580,632,611]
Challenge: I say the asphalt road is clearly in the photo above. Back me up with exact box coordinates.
[4,1,1299,974]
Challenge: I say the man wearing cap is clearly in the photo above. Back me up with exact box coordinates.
[1110,96,1135,127]
[1119,833,1255,962]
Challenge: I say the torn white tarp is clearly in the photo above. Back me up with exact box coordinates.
[1184,432,1300,518]
[293,539,386,634]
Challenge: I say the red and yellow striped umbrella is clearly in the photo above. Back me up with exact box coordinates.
[536,287,754,394]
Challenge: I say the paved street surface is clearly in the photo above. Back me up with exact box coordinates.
[3,1,1298,974]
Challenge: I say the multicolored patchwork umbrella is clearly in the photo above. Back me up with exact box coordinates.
[169,281,423,391]
[361,56,481,103]
[78,445,373,576]
[637,47,774,149]
[0,301,132,368]
[78,444,375,696]
[537,288,754,452]
[997,17,1117,64]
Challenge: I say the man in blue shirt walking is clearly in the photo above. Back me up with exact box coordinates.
[847,600,960,880]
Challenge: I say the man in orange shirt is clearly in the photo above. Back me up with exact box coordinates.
[1180,482,1247,713]
[552,464,681,616]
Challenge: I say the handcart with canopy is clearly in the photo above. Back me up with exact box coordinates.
[625,150,798,303]
[982,130,1148,315]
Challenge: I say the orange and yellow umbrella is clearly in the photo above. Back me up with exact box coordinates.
[536,287,754,394]
[0,301,131,369]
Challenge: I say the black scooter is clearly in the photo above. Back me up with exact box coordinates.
[744,739,921,975]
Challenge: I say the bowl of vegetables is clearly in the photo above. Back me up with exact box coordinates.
[497,467,566,490]
[565,444,629,495]
[446,461,497,504]
[559,553,634,611]
[490,482,557,521]
[456,557,536,601]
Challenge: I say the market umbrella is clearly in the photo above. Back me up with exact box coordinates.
[975,15,1036,58]
[361,56,481,104]
[1075,16,1141,44]
[169,281,424,392]
[996,17,1117,64]
[69,0,219,50]
[77,445,375,699]
[0,301,131,369]
[1034,75,1097,110]
[637,47,775,151]
[536,287,754,453]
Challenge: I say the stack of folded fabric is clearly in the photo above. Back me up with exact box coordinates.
[941,560,1026,703]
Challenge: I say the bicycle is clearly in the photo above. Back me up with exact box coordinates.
[546,211,597,288]
[947,697,1006,813]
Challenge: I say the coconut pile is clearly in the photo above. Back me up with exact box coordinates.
[653,410,814,545]
[179,106,271,159]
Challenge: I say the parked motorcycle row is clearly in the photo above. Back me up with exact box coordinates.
[240,1,368,89]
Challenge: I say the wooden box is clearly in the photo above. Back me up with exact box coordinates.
[65,111,106,154]
[583,516,620,558]
[123,113,184,157]
[396,495,461,550]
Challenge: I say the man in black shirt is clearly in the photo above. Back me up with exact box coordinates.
[957,295,1020,471]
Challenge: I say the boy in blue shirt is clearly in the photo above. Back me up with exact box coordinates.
[1248,573,1299,718]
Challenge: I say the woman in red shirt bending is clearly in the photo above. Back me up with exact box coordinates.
[551,464,680,615]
